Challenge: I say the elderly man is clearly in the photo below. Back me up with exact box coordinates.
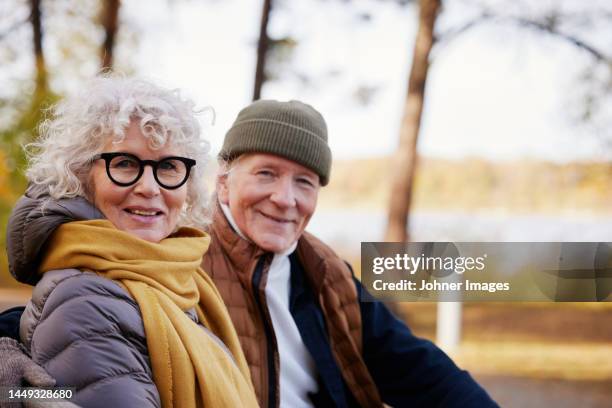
[1,100,497,407]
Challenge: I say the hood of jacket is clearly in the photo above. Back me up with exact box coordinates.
[6,184,103,285]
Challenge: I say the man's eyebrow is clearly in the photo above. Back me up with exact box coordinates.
[295,170,317,178]
[253,162,278,170]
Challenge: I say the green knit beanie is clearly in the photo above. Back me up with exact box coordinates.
[219,99,332,185]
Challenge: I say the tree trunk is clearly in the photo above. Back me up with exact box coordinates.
[384,0,441,242]
[101,0,120,70]
[253,0,272,101]
[30,0,47,96]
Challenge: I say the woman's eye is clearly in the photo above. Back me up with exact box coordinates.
[159,161,178,171]
[113,159,138,169]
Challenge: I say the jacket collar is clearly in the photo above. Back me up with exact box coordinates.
[211,200,267,274]
[210,201,331,294]
[295,232,328,295]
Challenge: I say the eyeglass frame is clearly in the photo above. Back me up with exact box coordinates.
[91,152,196,190]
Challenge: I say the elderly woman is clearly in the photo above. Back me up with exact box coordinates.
[7,77,257,407]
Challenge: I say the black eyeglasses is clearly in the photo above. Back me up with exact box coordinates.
[92,152,196,189]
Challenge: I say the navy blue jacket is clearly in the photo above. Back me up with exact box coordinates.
[288,254,497,407]
[0,306,23,341]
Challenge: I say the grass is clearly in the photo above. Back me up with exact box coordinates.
[394,302,612,381]
[452,341,612,381]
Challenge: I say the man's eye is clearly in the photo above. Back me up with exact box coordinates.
[256,170,274,177]
[297,178,315,188]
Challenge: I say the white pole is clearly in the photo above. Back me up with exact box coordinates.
[436,301,462,352]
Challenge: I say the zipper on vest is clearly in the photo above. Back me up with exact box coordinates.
[252,255,278,408]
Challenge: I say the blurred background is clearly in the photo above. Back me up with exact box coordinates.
[1,0,611,406]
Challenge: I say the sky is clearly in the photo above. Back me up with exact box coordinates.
[114,0,610,163]
[2,0,607,162]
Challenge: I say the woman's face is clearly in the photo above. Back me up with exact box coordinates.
[89,121,188,242]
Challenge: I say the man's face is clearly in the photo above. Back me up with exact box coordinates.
[218,153,320,253]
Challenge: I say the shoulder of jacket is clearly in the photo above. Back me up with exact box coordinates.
[299,232,354,278]
[300,231,349,264]
[19,270,161,407]
[20,270,138,349]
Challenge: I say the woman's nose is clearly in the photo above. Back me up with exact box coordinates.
[134,166,160,196]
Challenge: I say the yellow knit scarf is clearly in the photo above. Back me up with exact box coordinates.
[39,220,258,408]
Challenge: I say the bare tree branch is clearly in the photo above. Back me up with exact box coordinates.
[435,12,492,44]
[0,15,30,42]
[435,14,611,64]
[508,16,610,64]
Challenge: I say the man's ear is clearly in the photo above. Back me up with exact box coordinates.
[216,172,230,205]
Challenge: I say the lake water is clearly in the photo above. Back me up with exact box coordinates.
[306,209,612,255]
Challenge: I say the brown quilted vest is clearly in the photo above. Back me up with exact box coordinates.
[201,206,383,408]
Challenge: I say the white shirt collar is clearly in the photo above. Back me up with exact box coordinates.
[219,200,248,241]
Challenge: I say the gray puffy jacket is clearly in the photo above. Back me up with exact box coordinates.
[7,187,167,407]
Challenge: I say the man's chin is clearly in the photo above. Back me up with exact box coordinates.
[254,236,294,254]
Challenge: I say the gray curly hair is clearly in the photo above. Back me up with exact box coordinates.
[26,75,212,228]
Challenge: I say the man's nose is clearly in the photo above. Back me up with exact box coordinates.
[269,177,296,208]
[134,166,160,197]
